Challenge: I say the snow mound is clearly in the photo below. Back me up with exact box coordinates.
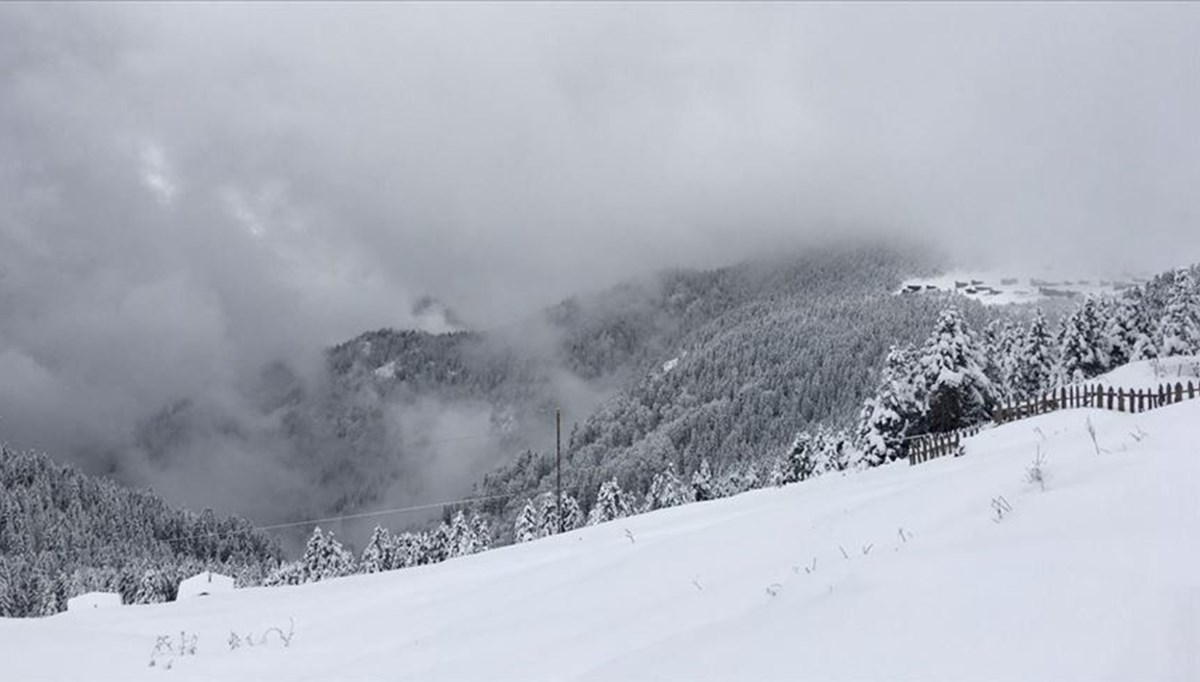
[3,406,1197,680]
[66,592,121,612]
[1088,355,1200,390]
[177,572,236,601]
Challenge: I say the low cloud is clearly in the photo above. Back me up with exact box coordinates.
[0,3,1197,522]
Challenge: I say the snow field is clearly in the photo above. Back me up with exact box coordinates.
[2,402,1197,681]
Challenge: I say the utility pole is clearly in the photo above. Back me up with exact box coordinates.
[556,408,563,534]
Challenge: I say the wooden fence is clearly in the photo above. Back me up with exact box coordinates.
[994,381,1198,423]
[907,379,1198,466]
[906,423,986,466]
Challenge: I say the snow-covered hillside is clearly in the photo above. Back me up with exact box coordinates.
[3,403,1197,681]
[1089,355,1200,390]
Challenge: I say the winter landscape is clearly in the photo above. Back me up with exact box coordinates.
[2,4,1199,681]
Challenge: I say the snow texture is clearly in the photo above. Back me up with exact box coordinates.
[3,403,1197,680]
[65,592,121,612]
[1087,355,1200,391]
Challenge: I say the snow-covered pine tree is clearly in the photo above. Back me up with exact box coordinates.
[419,525,450,565]
[470,512,492,552]
[919,307,996,432]
[768,457,785,487]
[981,320,1015,402]
[360,525,395,573]
[1057,297,1110,383]
[535,492,561,536]
[856,345,924,467]
[691,459,715,501]
[392,532,424,568]
[300,527,356,582]
[644,468,689,511]
[133,568,172,604]
[783,431,818,483]
[445,510,481,558]
[559,493,584,531]
[822,430,852,473]
[263,560,305,586]
[1101,295,1136,368]
[1156,268,1200,357]
[1012,308,1055,401]
[587,478,632,525]
[1121,286,1159,361]
[514,498,541,543]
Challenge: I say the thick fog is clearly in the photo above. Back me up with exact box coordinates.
[1,3,1197,520]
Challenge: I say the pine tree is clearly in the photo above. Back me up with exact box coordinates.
[1013,309,1055,400]
[470,513,492,552]
[856,345,923,466]
[514,499,541,543]
[360,525,395,573]
[644,468,689,511]
[587,478,632,525]
[300,527,356,583]
[691,459,715,501]
[768,457,785,487]
[1057,298,1110,383]
[559,493,584,531]
[263,560,305,586]
[445,511,481,558]
[919,307,996,432]
[783,431,818,483]
[1156,269,1200,357]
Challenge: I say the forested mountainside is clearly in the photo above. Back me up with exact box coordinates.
[262,245,954,531]
[126,245,944,536]
[471,250,1005,537]
[0,445,281,617]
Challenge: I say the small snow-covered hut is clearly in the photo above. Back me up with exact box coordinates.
[177,571,235,600]
[66,591,122,611]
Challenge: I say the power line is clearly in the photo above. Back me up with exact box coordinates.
[162,485,588,547]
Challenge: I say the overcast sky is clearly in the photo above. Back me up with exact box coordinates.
[1,3,1198,500]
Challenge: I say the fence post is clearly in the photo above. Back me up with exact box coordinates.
[1106,386,1114,410]
[1190,381,1196,400]
[1117,388,1125,412]
[1175,382,1184,404]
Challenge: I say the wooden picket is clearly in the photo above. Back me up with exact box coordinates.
[913,379,1198,466]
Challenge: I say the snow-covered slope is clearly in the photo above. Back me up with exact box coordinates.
[1090,355,1200,390]
[4,404,1198,681]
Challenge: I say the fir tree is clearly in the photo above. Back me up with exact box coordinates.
[514,499,541,543]
[1156,269,1200,357]
[360,525,395,573]
[1013,309,1055,401]
[644,468,689,511]
[919,307,995,432]
[587,478,632,525]
[783,431,818,483]
[559,494,584,531]
[445,511,482,558]
[856,345,923,466]
[1057,298,1110,383]
[691,459,716,501]
[300,527,356,583]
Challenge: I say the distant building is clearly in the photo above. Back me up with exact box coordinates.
[177,571,236,600]
[67,592,122,611]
